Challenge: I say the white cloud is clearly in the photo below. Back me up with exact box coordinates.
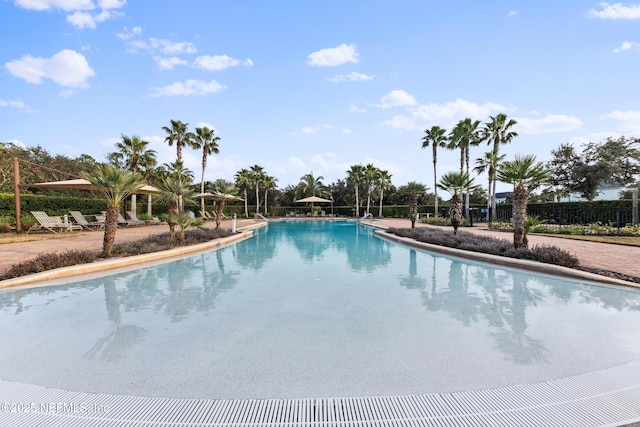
[588,2,640,19]
[156,56,188,70]
[16,0,125,28]
[288,157,305,169]
[293,124,337,136]
[602,109,640,133]
[376,90,417,109]
[148,79,226,97]
[348,103,366,113]
[59,89,74,97]
[380,97,507,131]
[127,38,197,55]
[328,72,374,83]
[507,10,518,17]
[15,0,94,12]
[342,128,353,134]
[193,55,254,71]
[307,43,359,67]
[5,49,95,87]
[0,98,31,110]
[514,114,583,134]
[116,26,142,41]
[614,41,640,52]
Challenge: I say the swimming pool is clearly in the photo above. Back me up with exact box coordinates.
[0,220,639,400]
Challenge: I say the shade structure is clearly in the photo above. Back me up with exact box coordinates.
[195,192,243,201]
[294,196,332,204]
[25,179,161,194]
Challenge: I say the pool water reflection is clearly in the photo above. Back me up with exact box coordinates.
[0,220,639,399]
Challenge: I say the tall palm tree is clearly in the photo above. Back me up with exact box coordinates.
[449,118,482,218]
[192,126,220,214]
[262,175,278,215]
[422,125,448,218]
[249,164,265,214]
[115,134,157,215]
[82,164,146,256]
[437,171,477,235]
[400,181,427,228]
[296,171,327,211]
[497,154,550,248]
[346,164,365,217]
[376,169,392,217]
[483,113,518,215]
[474,151,505,221]
[363,163,379,216]
[234,168,252,218]
[162,119,196,163]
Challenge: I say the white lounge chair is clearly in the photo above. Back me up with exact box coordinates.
[28,211,82,234]
[126,211,147,225]
[69,210,104,230]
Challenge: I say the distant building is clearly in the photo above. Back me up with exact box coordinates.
[562,183,628,202]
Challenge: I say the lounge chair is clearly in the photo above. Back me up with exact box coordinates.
[69,210,104,231]
[28,211,82,234]
[126,211,147,225]
[117,212,141,226]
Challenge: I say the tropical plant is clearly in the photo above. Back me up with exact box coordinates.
[157,176,196,239]
[523,215,546,248]
[376,169,392,217]
[398,181,427,228]
[249,164,265,213]
[422,125,448,217]
[436,171,478,235]
[362,163,379,216]
[474,150,505,221]
[211,180,241,228]
[115,134,157,214]
[346,164,365,217]
[296,171,328,210]
[497,154,551,248]
[234,168,252,217]
[192,126,220,214]
[482,113,518,214]
[162,119,196,163]
[449,118,482,218]
[172,212,205,241]
[81,164,146,256]
[262,175,278,215]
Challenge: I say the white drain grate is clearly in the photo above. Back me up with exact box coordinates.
[1,360,639,426]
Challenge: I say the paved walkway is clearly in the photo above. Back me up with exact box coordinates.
[1,217,639,282]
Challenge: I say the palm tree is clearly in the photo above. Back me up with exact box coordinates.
[483,113,518,215]
[422,125,448,218]
[234,168,252,218]
[376,169,392,217]
[162,119,196,163]
[449,118,482,219]
[156,176,196,239]
[192,126,220,214]
[497,154,551,248]
[474,151,505,221]
[115,134,157,215]
[262,175,278,215]
[437,171,477,235]
[362,163,379,216]
[296,171,327,211]
[249,164,265,214]
[81,164,146,256]
[399,182,427,228]
[346,164,365,217]
[211,180,241,228]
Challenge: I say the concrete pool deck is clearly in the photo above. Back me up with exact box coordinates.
[1,217,640,426]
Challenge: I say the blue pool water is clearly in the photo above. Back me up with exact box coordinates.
[1,220,639,399]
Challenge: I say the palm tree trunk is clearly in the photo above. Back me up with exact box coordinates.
[200,165,206,215]
[243,188,248,218]
[450,194,462,235]
[366,191,371,216]
[513,183,528,248]
[255,185,260,214]
[410,195,418,228]
[378,188,384,217]
[264,189,268,214]
[433,153,439,218]
[215,201,224,228]
[486,176,491,221]
[355,185,360,217]
[102,204,119,256]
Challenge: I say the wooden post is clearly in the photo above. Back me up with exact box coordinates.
[14,157,22,233]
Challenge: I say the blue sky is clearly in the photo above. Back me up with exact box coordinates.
[2,1,640,194]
